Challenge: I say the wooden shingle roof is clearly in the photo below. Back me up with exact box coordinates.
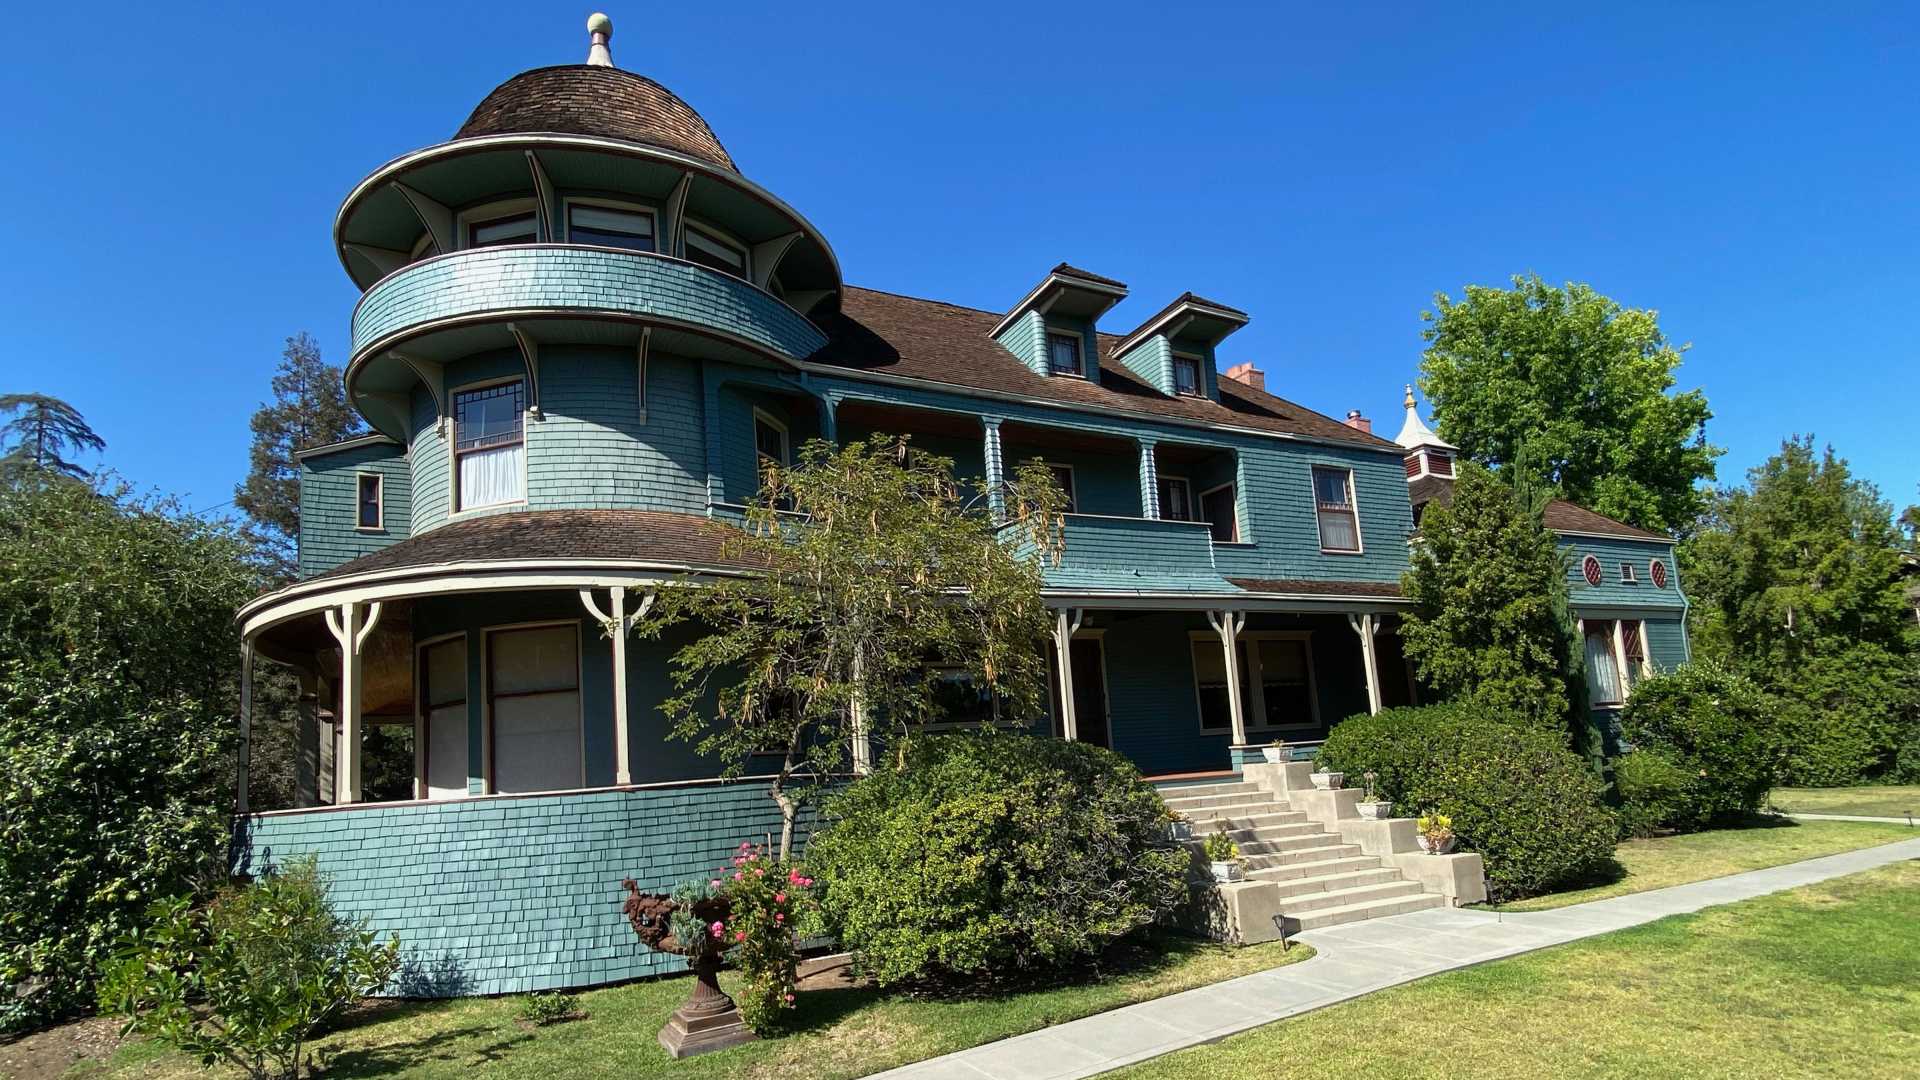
[455,65,737,172]
[308,510,755,582]
[1407,476,1669,541]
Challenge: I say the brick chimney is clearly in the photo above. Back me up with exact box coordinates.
[1223,362,1265,391]
[1344,410,1372,434]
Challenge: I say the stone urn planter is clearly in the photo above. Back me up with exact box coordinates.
[621,879,756,1058]
[1210,860,1245,884]
[1356,800,1392,820]
[1260,743,1287,764]
[1310,771,1344,790]
[1167,817,1194,842]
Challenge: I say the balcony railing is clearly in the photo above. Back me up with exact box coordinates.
[1006,513,1239,594]
[349,244,828,364]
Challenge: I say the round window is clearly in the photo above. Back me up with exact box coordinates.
[1581,555,1603,587]
[1650,559,1669,589]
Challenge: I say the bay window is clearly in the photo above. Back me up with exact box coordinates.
[1312,466,1361,552]
[454,381,526,511]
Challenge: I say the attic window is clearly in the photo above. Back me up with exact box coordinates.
[1620,562,1638,584]
[1046,333,1082,376]
[469,212,537,248]
[1172,355,1202,396]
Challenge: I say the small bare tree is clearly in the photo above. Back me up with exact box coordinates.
[633,434,1066,857]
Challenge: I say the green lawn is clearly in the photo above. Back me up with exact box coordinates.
[1490,816,1915,912]
[1771,785,1920,820]
[76,934,1312,1080]
[1116,860,1920,1079]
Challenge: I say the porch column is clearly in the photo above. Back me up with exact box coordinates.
[1206,609,1248,745]
[1137,438,1160,519]
[850,650,873,774]
[982,416,1006,520]
[324,600,383,804]
[1347,613,1383,715]
[1053,608,1083,740]
[581,586,655,786]
[236,639,254,815]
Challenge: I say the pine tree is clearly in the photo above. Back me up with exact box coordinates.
[233,333,363,577]
[0,393,105,484]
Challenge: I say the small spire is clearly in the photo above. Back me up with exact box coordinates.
[586,12,614,66]
[1403,383,1416,412]
[1393,381,1456,451]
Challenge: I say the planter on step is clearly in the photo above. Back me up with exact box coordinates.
[1356,800,1392,820]
[1309,771,1343,790]
[1210,860,1245,884]
[1167,819,1194,842]
[1260,744,1287,764]
[1422,834,1457,855]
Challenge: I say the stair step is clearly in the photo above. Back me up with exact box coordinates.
[1285,891,1447,932]
[1156,781,1262,799]
[1266,842,1364,865]
[1248,855,1382,882]
[1162,793,1285,813]
[1233,826,1331,853]
[1267,866,1408,899]
[1188,810,1307,831]
[1279,879,1428,915]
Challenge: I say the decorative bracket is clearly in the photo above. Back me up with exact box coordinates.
[507,322,543,419]
[391,181,454,255]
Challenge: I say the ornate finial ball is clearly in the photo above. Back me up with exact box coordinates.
[588,12,613,37]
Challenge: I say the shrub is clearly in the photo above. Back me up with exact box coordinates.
[1202,827,1238,863]
[1613,749,1692,838]
[98,857,400,1080]
[1619,663,1784,828]
[807,733,1187,988]
[715,842,816,1034]
[1319,704,1616,900]
[516,991,581,1026]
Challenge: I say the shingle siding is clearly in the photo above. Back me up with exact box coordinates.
[1563,535,1686,612]
[298,442,411,579]
[241,783,813,996]
[993,309,1047,374]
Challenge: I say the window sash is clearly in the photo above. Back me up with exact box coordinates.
[356,475,382,529]
[1312,467,1360,551]
[469,213,536,248]
[1047,334,1081,374]
[1173,356,1202,395]
[1048,465,1077,512]
[567,204,655,251]
[686,225,747,277]
[454,382,526,510]
[1159,477,1192,521]
[1200,485,1236,542]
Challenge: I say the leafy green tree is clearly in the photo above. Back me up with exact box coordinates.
[1400,460,1578,734]
[1420,274,1719,533]
[234,333,363,577]
[633,435,1066,857]
[0,479,264,1032]
[99,857,400,1080]
[0,393,104,483]
[1680,437,1919,783]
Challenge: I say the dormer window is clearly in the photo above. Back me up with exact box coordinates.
[687,224,749,279]
[1620,562,1638,584]
[1046,333,1083,376]
[567,203,655,251]
[1312,466,1361,553]
[469,212,537,249]
[1172,355,1203,397]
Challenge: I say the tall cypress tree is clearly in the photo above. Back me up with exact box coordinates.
[0,393,105,484]
[233,333,363,577]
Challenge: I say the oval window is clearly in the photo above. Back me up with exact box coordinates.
[1581,555,1603,587]
[1650,560,1669,589]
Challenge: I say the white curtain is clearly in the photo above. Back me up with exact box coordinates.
[459,444,523,510]
[489,626,582,794]
[422,639,468,800]
[1317,508,1359,551]
[1585,630,1622,705]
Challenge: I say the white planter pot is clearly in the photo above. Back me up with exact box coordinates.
[1422,835,1457,855]
[1210,860,1245,884]
[1356,800,1391,820]
[1167,820,1194,842]
[1310,771,1343,790]
[1260,746,1286,764]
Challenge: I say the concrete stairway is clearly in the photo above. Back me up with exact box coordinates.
[1159,780,1446,932]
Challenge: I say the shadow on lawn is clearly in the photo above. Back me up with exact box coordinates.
[318,1024,527,1077]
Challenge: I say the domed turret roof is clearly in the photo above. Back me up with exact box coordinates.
[454,64,738,172]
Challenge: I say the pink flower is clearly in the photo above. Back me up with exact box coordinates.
[734,871,743,881]
[774,913,784,924]
[774,892,786,903]
[788,870,802,884]
[784,993,795,1003]
[754,868,765,877]
[734,930,746,942]
[709,879,721,888]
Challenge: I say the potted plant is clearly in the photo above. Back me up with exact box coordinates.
[1203,826,1244,883]
[1356,769,1391,819]
[1416,811,1456,855]
[1260,739,1288,764]
[1309,768,1344,790]
[621,877,756,1057]
[1165,808,1194,842]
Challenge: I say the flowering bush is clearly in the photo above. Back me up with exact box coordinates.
[715,842,815,1034]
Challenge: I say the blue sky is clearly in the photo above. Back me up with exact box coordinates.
[3,1,1915,517]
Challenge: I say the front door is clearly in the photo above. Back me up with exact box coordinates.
[1069,637,1110,749]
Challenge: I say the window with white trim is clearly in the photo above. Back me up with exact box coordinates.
[1172,354,1203,396]
[453,381,526,511]
[1190,632,1319,732]
[566,203,655,251]
[356,474,383,530]
[686,224,749,278]
[1312,466,1361,552]
[420,637,468,800]
[1619,562,1638,584]
[468,211,536,248]
[1046,333,1082,376]
[1199,483,1237,542]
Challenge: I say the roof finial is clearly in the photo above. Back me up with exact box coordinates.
[586,12,614,66]
[1403,383,1417,412]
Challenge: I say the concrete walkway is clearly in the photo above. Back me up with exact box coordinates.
[871,836,1920,1080]
[1788,812,1917,824]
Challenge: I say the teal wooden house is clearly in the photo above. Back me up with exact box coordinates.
[235,16,1689,994]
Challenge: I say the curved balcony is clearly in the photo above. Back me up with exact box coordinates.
[1003,514,1240,596]
[348,244,829,367]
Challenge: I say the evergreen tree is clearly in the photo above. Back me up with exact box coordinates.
[233,334,362,576]
[1420,274,1720,534]
[1400,460,1579,735]
[1680,437,1919,783]
[0,393,105,483]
